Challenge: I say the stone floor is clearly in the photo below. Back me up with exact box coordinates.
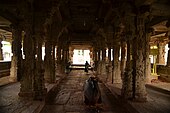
[0,70,170,113]
[41,70,132,113]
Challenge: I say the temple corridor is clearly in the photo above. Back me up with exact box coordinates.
[41,70,131,113]
[0,0,170,113]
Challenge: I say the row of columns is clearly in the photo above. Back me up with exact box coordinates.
[8,20,70,100]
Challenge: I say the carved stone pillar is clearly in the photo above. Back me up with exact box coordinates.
[156,43,166,65]
[108,47,111,61]
[19,22,35,97]
[33,35,46,100]
[107,47,112,82]
[145,29,152,83]
[102,48,106,61]
[93,48,98,71]
[120,41,126,80]
[97,49,101,75]
[121,40,133,99]
[44,40,53,82]
[56,46,62,75]
[98,49,101,61]
[10,25,22,82]
[69,47,74,64]
[0,39,3,60]
[132,16,147,101]
[51,44,56,82]
[112,45,121,83]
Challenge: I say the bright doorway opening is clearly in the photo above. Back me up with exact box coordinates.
[73,49,90,64]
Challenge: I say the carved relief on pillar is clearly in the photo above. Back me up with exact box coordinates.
[156,43,166,65]
[121,40,133,99]
[132,15,147,101]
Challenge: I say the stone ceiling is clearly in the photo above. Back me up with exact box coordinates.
[0,0,169,46]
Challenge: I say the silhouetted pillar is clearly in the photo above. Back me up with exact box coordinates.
[0,39,3,60]
[10,25,22,82]
[108,47,111,61]
[98,49,101,61]
[19,22,35,97]
[33,35,46,100]
[44,40,53,82]
[120,41,126,79]
[107,47,112,82]
[102,48,106,61]
[56,46,62,75]
[51,44,56,82]
[112,45,121,83]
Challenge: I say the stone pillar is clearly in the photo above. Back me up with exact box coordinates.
[10,25,22,82]
[120,41,126,80]
[93,48,98,71]
[56,46,62,75]
[33,35,46,100]
[107,47,112,82]
[0,39,3,60]
[166,42,170,67]
[100,48,107,81]
[97,49,102,75]
[52,44,56,82]
[112,45,121,83]
[102,48,106,61]
[69,48,74,64]
[156,43,166,65]
[98,49,101,61]
[44,40,53,83]
[19,22,35,97]
[121,40,133,99]
[145,29,152,83]
[108,47,111,61]
[132,16,147,101]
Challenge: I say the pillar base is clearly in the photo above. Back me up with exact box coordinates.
[33,88,47,100]
[18,91,33,97]
[9,77,17,82]
[132,97,147,102]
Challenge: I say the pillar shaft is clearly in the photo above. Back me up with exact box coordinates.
[156,43,165,65]
[132,16,147,101]
[98,49,101,61]
[19,23,35,97]
[102,48,106,61]
[33,36,46,100]
[0,39,3,60]
[108,47,111,61]
[10,25,22,82]
[121,40,133,99]
[112,45,121,83]
[120,41,126,79]
[44,40,53,82]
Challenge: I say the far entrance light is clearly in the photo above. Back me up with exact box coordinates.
[73,49,90,64]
